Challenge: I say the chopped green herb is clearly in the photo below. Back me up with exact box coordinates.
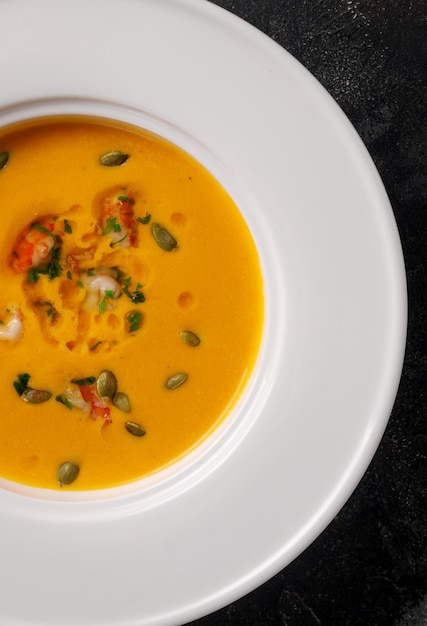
[76,280,84,288]
[71,376,96,386]
[13,373,31,396]
[64,219,72,234]
[137,213,151,225]
[27,268,40,283]
[98,289,116,314]
[98,298,108,315]
[47,246,62,280]
[35,300,59,323]
[26,246,62,282]
[66,270,72,280]
[110,234,128,248]
[121,276,145,304]
[103,217,122,235]
[117,195,135,205]
[56,394,73,410]
[46,306,58,323]
[126,310,143,333]
[33,222,55,239]
[90,341,102,351]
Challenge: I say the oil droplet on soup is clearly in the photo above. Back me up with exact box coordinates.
[0,116,264,490]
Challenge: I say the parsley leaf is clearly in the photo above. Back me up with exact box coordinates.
[27,268,40,283]
[103,217,122,235]
[90,341,102,351]
[33,222,55,239]
[13,373,31,396]
[98,289,116,314]
[121,276,145,304]
[117,195,135,205]
[71,376,96,386]
[47,247,62,280]
[56,394,73,410]
[26,246,62,283]
[110,234,128,248]
[137,212,151,225]
[35,300,59,323]
[126,310,143,332]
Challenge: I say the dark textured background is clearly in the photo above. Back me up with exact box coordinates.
[185,1,427,625]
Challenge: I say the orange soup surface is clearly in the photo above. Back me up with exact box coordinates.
[0,116,264,490]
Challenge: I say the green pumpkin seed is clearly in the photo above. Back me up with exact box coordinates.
[96,370,117,401]
[99,150,129,167]
[113,391,131,413]
[151,223,178,252]
[125,420,146,437]
[165,372,188,390]
[179,330,200,347]
[21,388,52,404]
[57,461,80,486]
[0,151,9,170]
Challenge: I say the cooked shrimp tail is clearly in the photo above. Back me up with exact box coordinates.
[100,190,137,248]
[10,218,56,274]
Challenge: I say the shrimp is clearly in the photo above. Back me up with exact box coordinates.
[11,219,56,274]
[59,387,90,413]
[0,309,23,341]
[81,267,121,311]
[100,190,137,248]
[78,383,111,423]
[57,384,111,424]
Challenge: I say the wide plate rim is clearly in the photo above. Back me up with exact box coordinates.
[0,1,407,624]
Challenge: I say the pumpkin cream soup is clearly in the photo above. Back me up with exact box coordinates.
[0,116,263,490]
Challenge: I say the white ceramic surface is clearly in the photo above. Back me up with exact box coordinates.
[0,0,406,624]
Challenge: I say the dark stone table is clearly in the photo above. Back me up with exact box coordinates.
[185,1,427,625]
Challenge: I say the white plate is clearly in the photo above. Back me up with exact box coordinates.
[0,0,407,624]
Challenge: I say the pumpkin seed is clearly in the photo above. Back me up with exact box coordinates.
[21,387,52,404]
[179,330,200,347]
[96,369,117,401]
[99,150,129,167]
[0,151,9,170]
[165,372,188,390]
[113,391,131,413]
[125,420,146,437]
[151,223,178,252]
[57,461,79,486]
